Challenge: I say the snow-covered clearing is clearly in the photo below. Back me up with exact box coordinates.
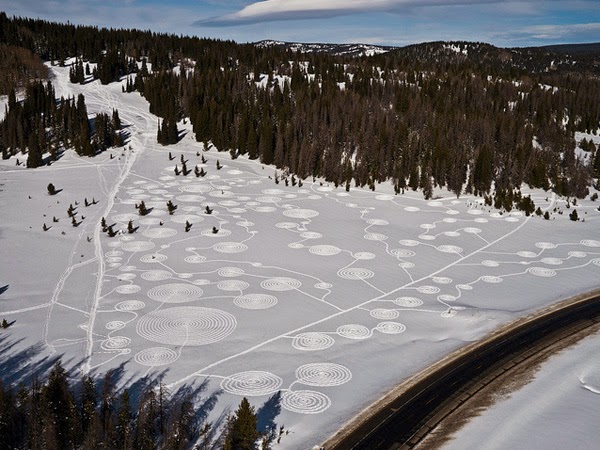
[1,65,599,449]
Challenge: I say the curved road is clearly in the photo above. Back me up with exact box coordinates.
[324,288,600,450]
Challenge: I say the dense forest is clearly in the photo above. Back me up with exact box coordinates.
[0,361,280,450]
[1,12,600,199]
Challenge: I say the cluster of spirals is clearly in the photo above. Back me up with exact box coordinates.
[295,363,352,387]
[292,332,335,351]
[234,294,278,310]
[221,371,283,396]
[136,306,237,346]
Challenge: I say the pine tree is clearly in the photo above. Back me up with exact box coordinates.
[224,397,259,450]
[47,183,57,195]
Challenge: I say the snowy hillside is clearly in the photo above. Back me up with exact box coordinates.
[1,64,600,449]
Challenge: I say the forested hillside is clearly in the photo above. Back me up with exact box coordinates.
[1,12,599,200]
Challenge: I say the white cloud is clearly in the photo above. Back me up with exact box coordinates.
[197,0,505,26]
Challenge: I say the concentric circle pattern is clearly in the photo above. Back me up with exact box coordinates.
[101,336,131,350]
[142,228,177,239]
[115,300,146,311]
[282,390,331,414]
[527,267,557,277]
[337,324,371,340]
[217,280,250,291]
[283,209,319,219]
[260,277,302,291]
[393,297,423,308]
[292,332,335,351]
[353,252,376,260]
[147,283,203,303]
[416,285,440,294]
[376,322,406,334]
[337,268,374,280]
[370,309,400,320]
[116,285,141,294]
[234,293,278,309]
[140,253,168,263]
[309,245,341,256]
[480,275,503,283]
[141,270,173,281]
[134,347,179,366]
[213,242,248,254]
[136,306,236,346]
[218,267,245,277]
[295,363,352,387]
[184,255,206,264]
[221,371,283,396]
[122,241,156,252]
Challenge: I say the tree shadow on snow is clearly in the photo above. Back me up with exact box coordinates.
[257,391,282,435]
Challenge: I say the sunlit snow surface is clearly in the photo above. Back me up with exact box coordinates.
[442,332,600,450]
[0,64,599,449]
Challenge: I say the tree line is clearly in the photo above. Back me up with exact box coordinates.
[0,361,280,450]
[1,13,599,198]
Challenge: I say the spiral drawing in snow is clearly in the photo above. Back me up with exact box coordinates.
[115,300,146,311]
[122,241,156,252]
[142,228,178,239]
[116,285,141,294]
[309,245,341,256]
[134,347,179,367]
[527,267,557,277]
[136,306,237,346]
[221,371,283,397]
[337,268,374,280]
[141,270,173,282]
[393,297,423,308]
[337,324,371,340]
[292,332,335,351]
[260,277,302,291]
[147,283,204,303]
[233,293,278,310]
[101,336,131,350]
[217,280,250,292]
[370,309,400,320]
[283,209,319,219]
[212,242,248,254]
[282,390,331,414]
[295,363,352,387]
[218,267,245,277]
[140,253,168,263]
[375,322,406,334]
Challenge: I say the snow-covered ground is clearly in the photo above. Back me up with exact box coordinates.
[1,65,599,449]
[442,331,600,450]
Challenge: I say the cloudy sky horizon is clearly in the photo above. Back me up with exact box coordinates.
[1,1,599,48]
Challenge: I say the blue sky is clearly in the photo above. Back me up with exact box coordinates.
[2,0,599,47]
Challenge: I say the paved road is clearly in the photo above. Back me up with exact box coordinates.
[324,289,600,450]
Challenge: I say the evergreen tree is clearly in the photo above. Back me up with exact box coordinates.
[224,397,259,450]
